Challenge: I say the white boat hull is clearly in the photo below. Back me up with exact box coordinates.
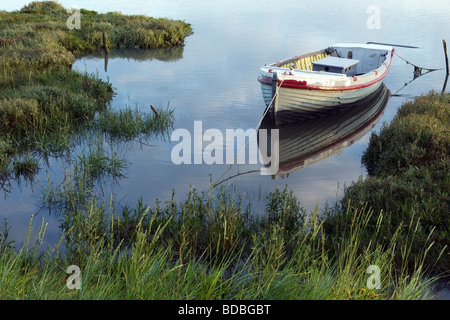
[258,43,394,120]
[261,80,383,116]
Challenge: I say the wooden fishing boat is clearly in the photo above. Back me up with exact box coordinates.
[257,43,394,119]
[258,83,390,179]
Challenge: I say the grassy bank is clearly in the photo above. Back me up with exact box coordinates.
[0,1,190,178]
[0,186,438,299]
[333,91,449,273]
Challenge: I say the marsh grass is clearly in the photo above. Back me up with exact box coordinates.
[0,1,189,180]
[97,104,174,142]
[0,186,440,299]
[1,2,192,55]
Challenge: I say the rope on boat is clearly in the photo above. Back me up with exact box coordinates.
[391,52,443,96]
[210,77,286,189]
[394,52,442,73]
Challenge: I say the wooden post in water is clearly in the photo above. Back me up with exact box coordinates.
[104,52,109,72]
[103,31,110,72]
[442,75,448,94]
[444,39,449,75]
[442,40,449,94]
[103,31,110,54]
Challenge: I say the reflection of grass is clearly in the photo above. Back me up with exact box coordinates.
[0,186,439,299]
[40,147,127,215]
[12,153,40,179]
[77,149,125,180]
[85,47,186,62]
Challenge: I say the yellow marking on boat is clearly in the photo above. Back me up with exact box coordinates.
[281,52,329,71]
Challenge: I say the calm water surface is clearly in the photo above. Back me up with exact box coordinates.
[1,1,449,257]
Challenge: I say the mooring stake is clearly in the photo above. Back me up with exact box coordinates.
[104,52,109,72]
[443,39,449,76]
[442,75,448,94]
[103,31,109,54]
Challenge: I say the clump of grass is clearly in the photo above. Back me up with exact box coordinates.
[0,70,114,163]
[0,98,40,134]
[97,105,174,142]
[0,72,114,178]
[0,137,12,173]
[20,1,66,14]
[75,148,126,181]
[0,219,14,253]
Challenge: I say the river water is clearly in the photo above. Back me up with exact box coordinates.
[1,2,449,296]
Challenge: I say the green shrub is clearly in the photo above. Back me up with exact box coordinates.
[20,1,65,14]
[363,92,450,176]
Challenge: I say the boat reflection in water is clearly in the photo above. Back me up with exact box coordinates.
[258,83,390,179]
